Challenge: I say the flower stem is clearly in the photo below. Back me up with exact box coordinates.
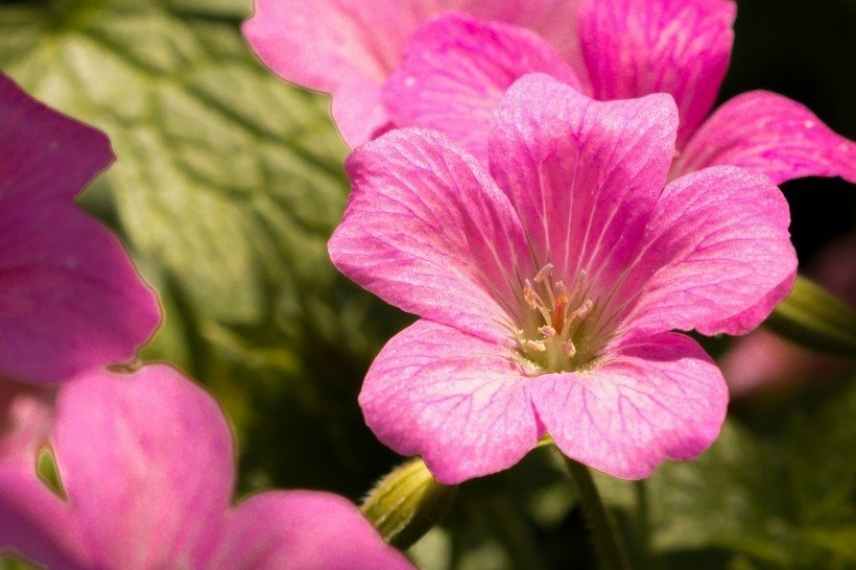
[564,457,632,570]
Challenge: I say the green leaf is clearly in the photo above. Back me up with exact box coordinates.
[0,0,347,324]
[594,378,856,569]
[765,275,856,357]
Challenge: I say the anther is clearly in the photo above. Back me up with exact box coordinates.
[533,263,554,283]
[564,340,577,359]
[538,325,557,338]
[525,339,547,353]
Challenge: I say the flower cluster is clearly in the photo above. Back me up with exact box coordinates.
[2,0,855,567]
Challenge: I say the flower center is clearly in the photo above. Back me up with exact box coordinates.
[514,263,601,374]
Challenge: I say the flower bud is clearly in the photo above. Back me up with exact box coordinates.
[361,458,457,549]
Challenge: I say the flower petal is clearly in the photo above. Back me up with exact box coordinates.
[0,469,89,569]
[329,128,531,342]
[331,76,394,147]
[673,90,856,184]
[489,74,677,291]
[617,166,797,337]
[530,332,727,479]
[51,366,234,568]
[207,491,414,570]
[578,0,735,145]
[383,13,581,160]
[359,320,539,484]
[0,382,54,469]
[0,202,161,383]
[0,74,113,203]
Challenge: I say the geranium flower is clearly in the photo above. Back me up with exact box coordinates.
[0,74,160,385]
[328,74,797,483]
[244,0,855,187]
[0,365,414,570]
[243,0,586,146]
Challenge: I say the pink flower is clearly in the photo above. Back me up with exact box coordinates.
[243,0,586,147]
[328,75,797,483]
[0,74,160,385]
[244,0,855,187]
[0,365,414,570]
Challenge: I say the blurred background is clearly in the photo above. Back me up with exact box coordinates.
[1,0,854,568]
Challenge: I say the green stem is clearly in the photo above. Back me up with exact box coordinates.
[633,480,651,565]
[564,458,632,570]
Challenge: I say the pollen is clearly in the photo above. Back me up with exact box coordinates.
[516,264,600,373]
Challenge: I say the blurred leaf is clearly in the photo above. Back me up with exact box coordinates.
[595,378,856,569]
[765,275,856,357]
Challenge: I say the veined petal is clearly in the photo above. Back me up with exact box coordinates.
[0,469,89,569]
[207,491,414,570]
[383,13,581,160]
[359,320,540,485]
[579,0,735,145]
[530,332,727,479]
[673,91,856,184]
[0,203,161,384]
[489,74,677,291]
[329,128,531,342]
[0,74,113,203]
[618,166,797,337]
[52,366,234,569]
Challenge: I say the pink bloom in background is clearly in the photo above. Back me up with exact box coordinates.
[243,0,586,147]
[0,74,160,385]
[0,366,414,570]
[329,75,797,483]
[722,233,856,397]
[245,0,856,188]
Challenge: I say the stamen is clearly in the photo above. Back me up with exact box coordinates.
[523,279,553,324]
[525,339,547,352]
[570,298,594,322]
[564,339,577,359]
[538,325,557,338]
[533,263,554,283]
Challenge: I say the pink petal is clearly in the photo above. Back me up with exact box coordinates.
[489,74,677,291]
[207,491,415,570]
[618,166,797,337]
[0,202,161,384]
[578,0,736,145]
[383,13,581,160]
[673,90,856,184]
[0,74,113,203]
[329,128,531,343]
[359,320,540,485]
[332,76,394,147]
[530,332,728,479]
[0,469,89,569]
[243,1,587,146]
[0,382,54,469]
[51,366,234,568]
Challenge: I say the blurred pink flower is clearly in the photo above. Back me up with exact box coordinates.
[722,233,856,397]
[0,74,160,385]
[328,75,797,483]
[0,365,414,570]
[245,0,855,188]
[243,0,586,146]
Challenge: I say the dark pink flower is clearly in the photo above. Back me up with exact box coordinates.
[328,75,797,483]
[245,0,855,187]
[0,365,414,570]
[0,75,160,384]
